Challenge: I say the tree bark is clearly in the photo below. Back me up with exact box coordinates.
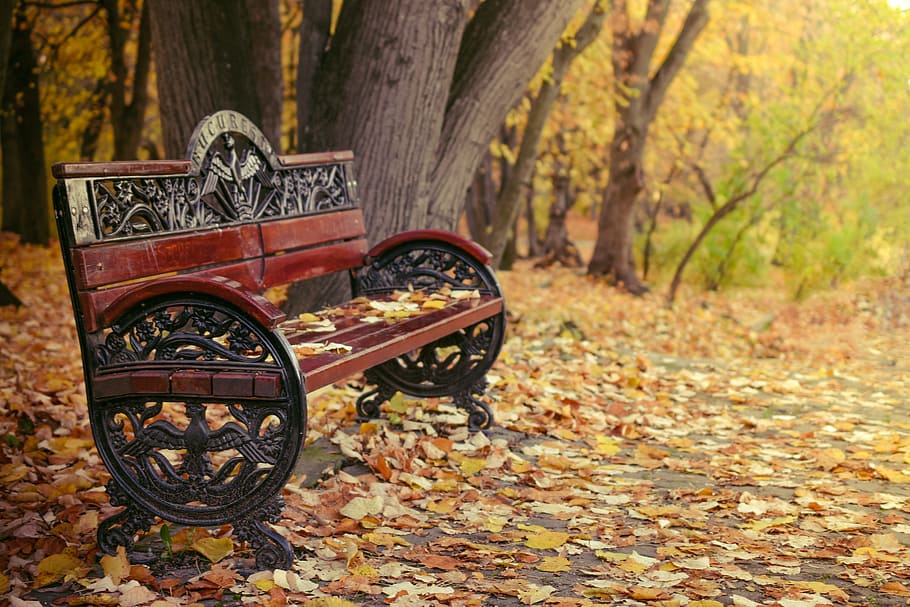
[426,0,586,231]
[587,0,709,294]
[148,0,265,157]
[1,5,49,245]
[296,0,331,152]
[100,0,152,159]
[286,0,586,313]
[481,2,606,267]
[244,0,282,146]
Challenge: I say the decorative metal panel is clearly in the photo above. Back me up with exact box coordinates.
[61,110,358,245]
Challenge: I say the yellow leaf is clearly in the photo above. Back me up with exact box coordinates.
[349,563,379,578]
[339,495,383,520]
[192,536,234,563]
[743,515,797,531]
[875,465,910,483]
[100,546,130,584]
[0,572,9,594]
[459,457,488,475]
[524,530,569,550]
[518,584,556,604]
[688,601,725,607]
[253,578,277,591]
[421,299,447,310]
[297,312,320,322]
[536,556,571,572]
[34,552,84,588]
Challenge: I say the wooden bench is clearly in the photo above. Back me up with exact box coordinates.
[52,110,506,569]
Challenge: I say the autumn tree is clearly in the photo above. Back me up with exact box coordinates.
[1,3,49,245]
[482,2,608,268]
[285,0,586,309]
[587,0,709,294]
[148,0,280,157]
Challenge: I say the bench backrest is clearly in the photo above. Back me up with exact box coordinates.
[53,110,365,332]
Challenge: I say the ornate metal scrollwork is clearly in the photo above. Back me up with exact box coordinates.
[90,295,304,569]
[93,151,352,240]
[354,242,506,430]
[95,301,271,369]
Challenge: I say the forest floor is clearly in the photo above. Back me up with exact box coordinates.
[2,230,910,607]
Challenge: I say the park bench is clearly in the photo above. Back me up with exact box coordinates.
[52,110,506,569]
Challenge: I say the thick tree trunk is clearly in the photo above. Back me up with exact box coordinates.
[588,129,649,293]
[148,0,265,157]
[425,0,585,230]
[286,0,586,313]
[244,0,282,146]
[1,6,49,245]
[296,0,331,152]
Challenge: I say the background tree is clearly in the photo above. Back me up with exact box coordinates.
[148,0,276,157]
[587,0,709,294]
[1,3,49,245]
[481,1,608,268]
[286,0,586,310]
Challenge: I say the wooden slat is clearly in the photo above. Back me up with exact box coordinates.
[259,209,365,254]
[52,160,192,179]
[72,224,262,290]
[294,296,504,391]
[278,150,354,167]
[260,239,368,289]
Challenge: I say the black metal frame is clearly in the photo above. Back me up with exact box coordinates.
[88,295,305,569]
[353,240,506,429]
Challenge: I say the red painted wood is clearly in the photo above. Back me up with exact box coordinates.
[93,370,171,399]
[171,371,212,395]
[212,372,255,397]
[367,230,492,265]
[72,224,262,290]
[296,296,504,391]
[52,160,192,179]
[259,209,365,254]
[278,150,354,166]
[79,260,263,332]
[100,275,287,330]
[260,239,368,289]
[254,374,281,398]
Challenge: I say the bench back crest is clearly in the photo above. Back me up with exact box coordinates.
[53,110,366,331]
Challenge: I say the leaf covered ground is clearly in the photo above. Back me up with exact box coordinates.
[2,232,910,606]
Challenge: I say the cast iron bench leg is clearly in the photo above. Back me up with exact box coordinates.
[354,241,506,430]
[90,294,305,569]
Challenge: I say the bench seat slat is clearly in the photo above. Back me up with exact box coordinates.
[290,295,504,391]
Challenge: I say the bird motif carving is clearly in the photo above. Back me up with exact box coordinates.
[201,134,266,220]
[121,403,280,483]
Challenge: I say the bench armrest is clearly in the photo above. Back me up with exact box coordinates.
[367,229,492,266]
[101,275,287,330]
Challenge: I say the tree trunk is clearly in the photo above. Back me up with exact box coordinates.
[587,0,709,293]
[296,0,331,152]
[1,5,49,245]
[482,2,606,267]
[537,174,583,268]
[104,0,152,160]
[148,0,265,157]
[425,0,585,230]
[244,0,282,146]
[286,0,586,313]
